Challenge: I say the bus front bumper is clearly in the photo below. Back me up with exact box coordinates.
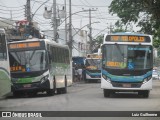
[11,80,50,92]
[101,78,152,91]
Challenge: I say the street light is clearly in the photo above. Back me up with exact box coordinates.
[59,10,90,26]
[72,21,100,37]
[32,0,50,20]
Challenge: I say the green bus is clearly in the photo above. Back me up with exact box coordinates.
[8,38,72,96]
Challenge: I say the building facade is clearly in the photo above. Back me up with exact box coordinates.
[43,29,89,57]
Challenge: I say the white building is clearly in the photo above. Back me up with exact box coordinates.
[43,29,89,57]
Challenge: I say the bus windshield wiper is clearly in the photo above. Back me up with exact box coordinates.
[115,44,124,58]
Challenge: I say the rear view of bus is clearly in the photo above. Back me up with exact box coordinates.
[0,28,11,98]
[101,32,153,98]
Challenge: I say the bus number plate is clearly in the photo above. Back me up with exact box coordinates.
[122,84,131,88]
[23,84,31,88]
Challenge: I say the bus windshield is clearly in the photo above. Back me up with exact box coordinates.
[102,44,153,70]
[9,50,47,72]
[86,59,101,69]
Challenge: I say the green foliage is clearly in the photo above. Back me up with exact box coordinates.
[95,34,104,45]
[109,0,160,48]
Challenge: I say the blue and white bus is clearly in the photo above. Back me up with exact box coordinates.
[83,53,102,83]
[0,28,11,98]
[8,38,72,96]
[101,32,153,98]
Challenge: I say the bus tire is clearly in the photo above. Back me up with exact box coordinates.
[63,76,67,93]
[85,79,88,83]
[143,90,149,98]
[82,73,86,81]
[138,90,149,98]
[103,89,110,97]
[57,77,67,94]
[46,89,54,96]
[47,78,55,96]
[56,88,61,94]
[53,77,56,94]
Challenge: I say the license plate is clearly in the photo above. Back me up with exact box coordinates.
[23,84,31,88]
[123,84,131,88]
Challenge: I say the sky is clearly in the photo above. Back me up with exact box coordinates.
[0,0,120,38]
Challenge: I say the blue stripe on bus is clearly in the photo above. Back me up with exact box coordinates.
[86,70,101,76]
[102,70,152,83]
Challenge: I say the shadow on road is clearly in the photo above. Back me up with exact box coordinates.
[109,92,145,99]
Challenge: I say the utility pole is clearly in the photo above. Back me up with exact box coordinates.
[68,0,72,57]
[26,0,31,22]
[83,8,97,53]
[53,0,57,42]
[10,10,12,20]
[64,0,67,44]
[89,9,92,54]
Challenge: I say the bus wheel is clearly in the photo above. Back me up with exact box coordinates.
[56,88,61,94]
[138,90,149,98]
[63,85,67,94]
[143,90,149,98]
[103,89,110,97]
[46,89,54,96]
[82,74,86,81]
[64,76,67,93]
[57,79,67,94]
[57,87,67,94]
[53,78,56,94]
[85,79,88,83]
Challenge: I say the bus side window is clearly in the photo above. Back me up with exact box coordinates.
[54,47,58,62]
[46,51,51,64]
[64,49,69,64]
[102,45,106,66]
[52,47,56,62]
[0,34,7,59]
[62,49,65,63]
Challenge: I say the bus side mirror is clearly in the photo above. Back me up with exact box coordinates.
[84,59,86,65]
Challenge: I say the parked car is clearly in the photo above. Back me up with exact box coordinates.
[152,70,159,80]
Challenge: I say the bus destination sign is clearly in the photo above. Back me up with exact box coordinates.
[9,42,41,49]
[106,35,151,42]
[87,54,102,59]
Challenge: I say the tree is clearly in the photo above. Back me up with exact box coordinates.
[109,0,160,48]
[94,34,104,45]
[92,34,104,53]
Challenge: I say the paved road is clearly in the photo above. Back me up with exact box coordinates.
[0,80,160,120]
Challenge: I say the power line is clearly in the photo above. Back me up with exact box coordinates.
[0,4,24,8]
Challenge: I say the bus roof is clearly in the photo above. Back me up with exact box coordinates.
[8,38,69,49]
[107,32,151,36]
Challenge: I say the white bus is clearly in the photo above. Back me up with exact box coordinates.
[0,28,11,98]
[8,38,72,96]
[101,32,153,98]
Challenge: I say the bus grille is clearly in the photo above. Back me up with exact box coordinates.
[111,82,142,88]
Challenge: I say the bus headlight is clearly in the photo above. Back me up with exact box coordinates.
[40,75,49,84]
[102,74,111,83]
[143,76,152,84]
